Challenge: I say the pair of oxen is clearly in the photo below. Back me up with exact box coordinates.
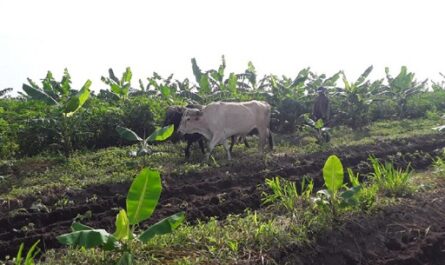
[163,100,273,160]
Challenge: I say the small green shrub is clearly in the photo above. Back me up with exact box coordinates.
[262,176,313,213]
[13,240,40,265]
[433,152,445,177]
[369,156,413,197]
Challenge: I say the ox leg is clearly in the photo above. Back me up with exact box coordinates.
[198,138,206,154]
[229,135,236,152]
[258,128,267,154]
[222,139,232,160]
[205,139,218,161]
[243,137,250,148]
[184,140,192,159]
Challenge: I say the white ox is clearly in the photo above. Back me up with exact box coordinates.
[177,100,272,160]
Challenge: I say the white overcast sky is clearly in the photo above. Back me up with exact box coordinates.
[1,0,444,93]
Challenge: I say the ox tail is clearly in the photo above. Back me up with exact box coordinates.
[266,102,273,150]
[268,130,274,150]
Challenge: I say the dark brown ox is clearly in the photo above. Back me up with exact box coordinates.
[163,104,206,158]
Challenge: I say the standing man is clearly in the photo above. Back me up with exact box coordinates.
[312,87,330,124]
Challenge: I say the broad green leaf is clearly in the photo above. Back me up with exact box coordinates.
[123,67,132,83]
[139,79,145,91]
[210,71,222,84]
[191,58,202,84]
[72,222,94,231]
[111,83,122,95]
[117,252,134,265]
[341,72,351,91]
[160,85,171,97]
[121,83,130,98]
[315,119,324,129]
[126,168,162,225]
[199,75,211,95]
[355,65,373,86]
[57,229,118,250]
[323,155,344,194]
[178,91,203,102]
[64,80,91,117]
[145,125,174,142]
[138,212,185,243]
[60,68,72,96]
[22,84,59,105]
[148,78,159,89]
[227,73,238,95]
[218,55,226,80]
[323,71,341,87]
[27,78,40,89]
[341,185,362,200]
[246,61,257,87]
[116,126,143,142]
[114,209,131,240]
[24,240,40,265]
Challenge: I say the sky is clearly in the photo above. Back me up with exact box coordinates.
[1,0,444,94]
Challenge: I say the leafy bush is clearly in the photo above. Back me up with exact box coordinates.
[120,97,156,139]
[271,98,307,133]
[404,93,436,118]
[0,99,53,157]
[369,100,398,121]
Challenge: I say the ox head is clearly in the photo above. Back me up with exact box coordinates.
[163,106,185,129]
[178,108,204,135]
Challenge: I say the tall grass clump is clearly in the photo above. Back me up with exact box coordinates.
[369,156,413,197]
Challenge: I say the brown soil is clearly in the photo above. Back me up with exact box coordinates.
[274,179,445,265]
[0,133,444,263]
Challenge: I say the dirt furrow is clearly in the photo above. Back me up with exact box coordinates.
[0,133,444,259]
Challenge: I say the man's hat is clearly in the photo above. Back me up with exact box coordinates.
[317,87,327,93]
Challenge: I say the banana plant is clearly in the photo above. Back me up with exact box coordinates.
[22,69,91,157]
[302,114,331,144]
[0,87,12,98]
[191,57,212,97]
[431,72,445,92]
[384,66,427,118]
[306,70,341,96]
[236,62,271,100]
[313,155,361,219]
[335,66,383,128]
[191,56,241,102]
[142,72,177,100]
[57,168,185,265]
[175,78,203,104]
[101,67,133,100]
[269,68,310,103]
[116,124,174,156]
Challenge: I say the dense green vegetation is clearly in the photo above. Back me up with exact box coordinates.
[1,59,445,160]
